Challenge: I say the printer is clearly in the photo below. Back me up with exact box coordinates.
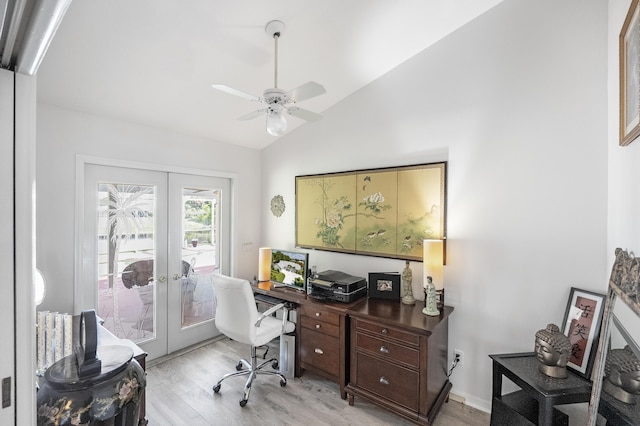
[307,270,367,303]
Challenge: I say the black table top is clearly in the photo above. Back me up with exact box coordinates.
[490,352,592,398]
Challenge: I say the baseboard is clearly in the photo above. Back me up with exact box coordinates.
[147,335,226,367]
[450,391,492,414]
[449,392,465,404]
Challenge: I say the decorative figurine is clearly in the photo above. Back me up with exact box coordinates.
[422,276,440,316]
[534,323,572,378]
[603,346,640,404]
[401,260,416,305]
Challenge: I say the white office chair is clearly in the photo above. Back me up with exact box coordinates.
[211,274,295,407]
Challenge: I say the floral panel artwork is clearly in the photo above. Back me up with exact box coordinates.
[296,162,446,261]
[356,170,396,256]
[296,172,357,253]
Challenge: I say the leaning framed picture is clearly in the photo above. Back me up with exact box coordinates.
[561,287,605,379]
[620,0,640,146]
[367,272,401,300]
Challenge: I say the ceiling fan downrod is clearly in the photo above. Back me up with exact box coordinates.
[266,20,285,89]
[273,32,279,89]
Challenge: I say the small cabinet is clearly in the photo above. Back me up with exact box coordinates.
[346,300,452,425]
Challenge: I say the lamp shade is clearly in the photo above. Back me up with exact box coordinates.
[423,239,444,290]
[258,247,272,282]
[35,268,46,306]
[266,109,287,136]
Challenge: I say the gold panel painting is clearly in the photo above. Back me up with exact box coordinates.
[296,162,446,261]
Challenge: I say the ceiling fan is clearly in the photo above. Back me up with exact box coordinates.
[212,20,326,136]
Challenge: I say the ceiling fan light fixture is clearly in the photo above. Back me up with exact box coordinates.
[266,108,287,136]
[212,19,326,134]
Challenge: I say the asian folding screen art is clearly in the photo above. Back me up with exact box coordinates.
[295,162,446,261]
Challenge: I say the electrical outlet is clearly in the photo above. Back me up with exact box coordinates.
[454,349,464,367]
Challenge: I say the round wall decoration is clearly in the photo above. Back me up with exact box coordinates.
[270,195,285,217]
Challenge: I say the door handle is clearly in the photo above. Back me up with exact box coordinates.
[172,274,182,280]
[156,275,167,283]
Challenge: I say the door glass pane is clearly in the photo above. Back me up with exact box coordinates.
[96,182,156,343]
[181,187,218,328]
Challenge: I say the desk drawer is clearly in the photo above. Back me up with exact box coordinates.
[300,315,340,337]
[300,304,340,326]
[300,327,340,377]
[355,352,419,412]
[354,319,419,346]
[355,332,419,369]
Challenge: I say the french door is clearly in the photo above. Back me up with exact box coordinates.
[82,164,230,359]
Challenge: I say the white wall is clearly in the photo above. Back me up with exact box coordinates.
[36,104,262,314]
[262,0,608,410]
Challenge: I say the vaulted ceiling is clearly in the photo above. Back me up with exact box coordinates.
[35,0,503,150]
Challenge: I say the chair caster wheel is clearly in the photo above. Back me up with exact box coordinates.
[280,379,286,387]
[271,361,279,369]
[213,384,221,393]
[239,399,248,407]
[236,362,243,371]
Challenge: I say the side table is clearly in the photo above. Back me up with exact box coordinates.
[490,352,592,426]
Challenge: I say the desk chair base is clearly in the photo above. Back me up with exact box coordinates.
[213,345,287,407]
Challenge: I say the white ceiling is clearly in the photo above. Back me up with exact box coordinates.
[37,0,503,150]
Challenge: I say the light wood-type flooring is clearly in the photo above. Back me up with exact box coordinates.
[145,337,490,425]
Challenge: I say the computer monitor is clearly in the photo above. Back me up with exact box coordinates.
[270,249,309,291]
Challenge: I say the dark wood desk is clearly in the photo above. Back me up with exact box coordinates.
[252,283,454,425]
[251,281,365,398]
[490,353,592,426]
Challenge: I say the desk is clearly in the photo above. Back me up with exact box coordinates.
[490,353,592,426]
[251,282,365,398]
[251,282,453,425]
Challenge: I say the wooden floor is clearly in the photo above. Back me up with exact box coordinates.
[144,337,490,426]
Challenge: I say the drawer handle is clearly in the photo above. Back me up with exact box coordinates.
[315,312,321,317]
[379,376,390,385]
[381,328,388,334]
[379,346,389,354]
[314,348,324,355]
[315,324,321,329]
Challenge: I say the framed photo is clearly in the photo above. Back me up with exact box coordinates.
[620,0,640,146]
[368,272,400,300]
[561,287,605,379]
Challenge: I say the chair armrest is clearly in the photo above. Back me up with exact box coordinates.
[254,303,286,327]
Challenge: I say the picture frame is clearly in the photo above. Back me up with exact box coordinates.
[295,162,446,261]
[619,0,640,146]
[561,287,605,379]
[367,272,401,300]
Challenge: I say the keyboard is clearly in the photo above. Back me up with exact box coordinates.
[254,293,286,305]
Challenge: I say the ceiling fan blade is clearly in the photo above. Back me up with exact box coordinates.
[212,84,261,102]
[287,106,323,122]
[287,81,326,103]
[237,109,267,121]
